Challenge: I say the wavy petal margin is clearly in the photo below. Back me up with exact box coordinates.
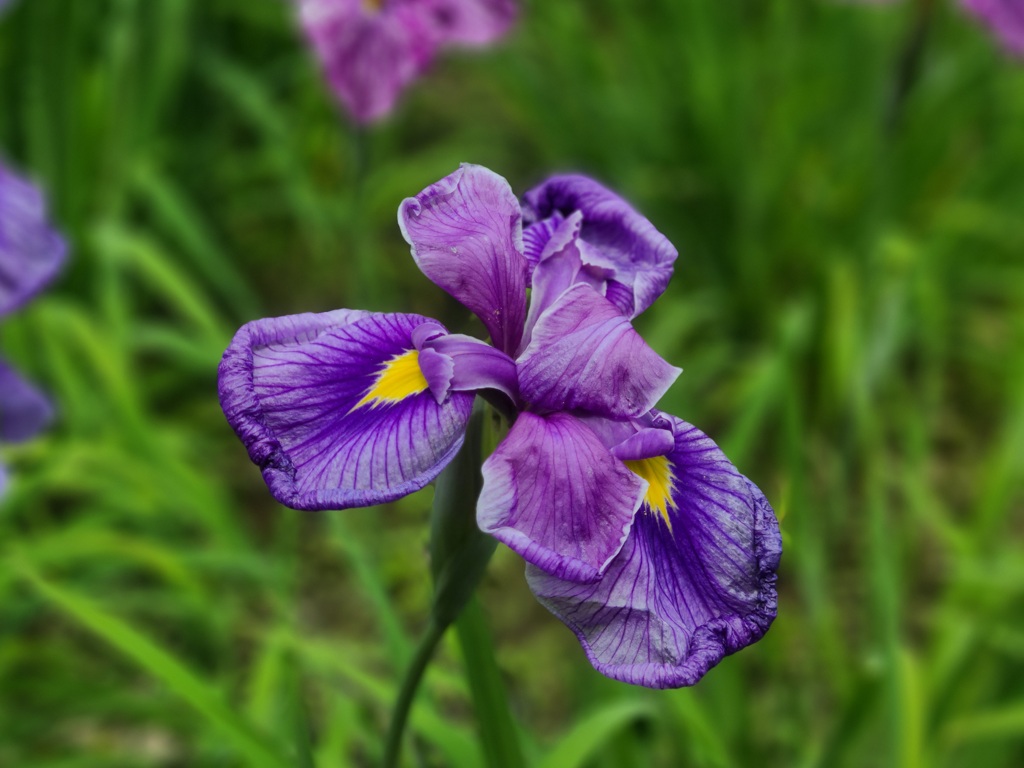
[526,416,781,688]
[218,310,474,510]
[522,174,677,319]
[399,164,528,355]
[478,411,645,583]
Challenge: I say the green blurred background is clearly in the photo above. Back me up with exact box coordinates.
[2,0,1023,765]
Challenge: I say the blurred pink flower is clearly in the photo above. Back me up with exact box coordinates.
[962,0,1024,57]
[299,0,516,124]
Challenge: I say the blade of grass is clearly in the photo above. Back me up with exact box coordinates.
[16,561,290,767]
[538,699,656,768]
[454,598,525,768]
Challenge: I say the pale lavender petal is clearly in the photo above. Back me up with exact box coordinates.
[399,164,527,354]
[0,165,67,317]
[478,411,646,583]
[517,284,680,419]
[962,0,1024,57]
[218,309,474,510]
[0,357,53,443]
[522,175,677,319]
[527,416,781,689]
[298,0,433,124]
[415,0,517,46]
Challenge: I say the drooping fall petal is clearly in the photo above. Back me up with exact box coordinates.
[477,411,646,583]
[218,309,474,510]
[526,416,781,688]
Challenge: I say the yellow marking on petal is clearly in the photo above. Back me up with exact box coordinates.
[362,0,383,11]
[624,455,677,529]
[352,349,428,411]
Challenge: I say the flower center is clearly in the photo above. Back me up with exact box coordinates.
[362,0,383,11]
[623,455,677,528]
[353,350,428,410]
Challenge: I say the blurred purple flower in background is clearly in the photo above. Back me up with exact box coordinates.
[0,163,66,495]
[298,0,516,124]
[219,164,780,688]
[962,0,1024,56]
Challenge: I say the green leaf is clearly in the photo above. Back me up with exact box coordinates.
[539,699,655,768]
[455,599,525,768]
[17,562,290,767]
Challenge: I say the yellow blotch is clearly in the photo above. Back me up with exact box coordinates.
[624,455,677,528]
[352,349,428,411]
[362,0,383,11]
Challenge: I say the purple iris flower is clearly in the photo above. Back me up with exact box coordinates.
[298,0,516,124]
[962,0,1024,56]
[219,164,780,688]
[0,164,67,494]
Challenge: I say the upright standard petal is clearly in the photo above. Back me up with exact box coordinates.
[522,175,677,319]
[299,0,433,124]
[962,0,1024,57]
[399,164,528,355]
[0,165,67,317]
[0,358,53,443]
[218,309,474,510]
[477,411,646,583]
[517,284,680,419]
[527,416,781,689]
[415,0,517,46]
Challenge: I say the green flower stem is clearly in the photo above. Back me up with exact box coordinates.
[384,402,499,767]
[455,598,525,768]
[382,618,447,768]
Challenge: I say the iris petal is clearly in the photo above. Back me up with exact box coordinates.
[0,165,67,318]
[299,0,432,124]
[963,0,1024,57]
[399,164,528,355]
[522,175,677,319]
[218,309,474,510]
[477,411,646,583]
[526,415,781,688]
[0,357,53,443]
[517,284,680,419]
[418,0,517,47]
[425,333,519,404]
[521,211,564,276]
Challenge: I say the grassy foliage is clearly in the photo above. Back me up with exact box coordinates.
[2,0,1023,765]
